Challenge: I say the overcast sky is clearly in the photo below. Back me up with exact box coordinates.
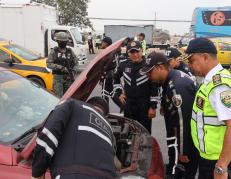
[1,0,231,35]
[88,0,231,35]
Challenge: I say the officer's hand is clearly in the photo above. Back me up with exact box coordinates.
[179,154,190,163]
[119,94,126,105]
[214,171,228,179]
[148,107,156,119]
[160,106,164,116]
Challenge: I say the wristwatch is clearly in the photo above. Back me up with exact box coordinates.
[214,165,228,175]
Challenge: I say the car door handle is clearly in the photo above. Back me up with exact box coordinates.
[221,52,225,54]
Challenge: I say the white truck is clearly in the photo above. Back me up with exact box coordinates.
[104,25,154,45]
[0,3,87,69]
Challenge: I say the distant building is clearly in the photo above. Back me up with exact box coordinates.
[153,28,170,44]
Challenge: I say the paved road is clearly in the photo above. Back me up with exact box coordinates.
[84,52,168,163]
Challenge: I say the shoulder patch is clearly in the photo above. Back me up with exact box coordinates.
[131,42,136,47]
[196,96,205,110]
[212,74,222,85]
[172,94,182,108]
[220,90,231,108]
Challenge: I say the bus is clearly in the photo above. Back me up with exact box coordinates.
[190,7,231,38]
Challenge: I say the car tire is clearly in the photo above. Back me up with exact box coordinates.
[28,77,46,88]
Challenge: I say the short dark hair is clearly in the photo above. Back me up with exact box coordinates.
[102,37,112,46]
[139,33,145,38]
[87,96,109,116]
[209,53,217,59]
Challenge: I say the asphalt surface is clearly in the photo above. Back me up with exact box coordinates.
[85,51,169,163]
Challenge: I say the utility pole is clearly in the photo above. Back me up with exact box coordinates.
[154,12,157,28]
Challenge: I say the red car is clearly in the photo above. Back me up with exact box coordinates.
[0,38,164,179]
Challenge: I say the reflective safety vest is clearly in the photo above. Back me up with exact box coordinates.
[191,69,231,160]
[141,40,147,56]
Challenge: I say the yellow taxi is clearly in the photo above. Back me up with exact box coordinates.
[0,40,53,91]
[179,39,231,67]
[211,39,231,67]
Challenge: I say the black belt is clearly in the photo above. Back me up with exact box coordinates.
[56,164,116,179]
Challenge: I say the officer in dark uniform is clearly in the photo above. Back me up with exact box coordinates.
[87,96,122,170]
[100,37,114,102]
[165,48,192,76]
[47,32,78,97]
[100,37,127,111]
[113,41,159,133]
[32,98,117,179]
[140,52,199,179]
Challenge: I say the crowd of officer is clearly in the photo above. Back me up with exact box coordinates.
[32,31,231,179]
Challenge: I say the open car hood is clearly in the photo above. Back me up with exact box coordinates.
[62,37,126,101]
[20,38,126,159]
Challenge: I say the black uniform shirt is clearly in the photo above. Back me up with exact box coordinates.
[176,61,192,77]
[161,70,197,154]
[113,58,159,108]
[32,98,116,178]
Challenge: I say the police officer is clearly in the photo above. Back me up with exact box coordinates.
[100,36,113,102]
[47,32,78,97]
[88,32,95,54]
[165,47,192,76]
[185,38,231,179]
[87,96,122,170]
[32,98,117,179]
[138,33,147,56]
[113,41,159,133]
[140,52,199,178]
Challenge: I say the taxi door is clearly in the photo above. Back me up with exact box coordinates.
[217,42,231,66]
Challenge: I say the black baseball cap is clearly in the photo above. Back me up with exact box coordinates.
[102,37,112,45]
[127,41,142,52]
[140,52,168,75]
[185,38,217,55]
[165,48,182,59]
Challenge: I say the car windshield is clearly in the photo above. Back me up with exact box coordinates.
[4,44,41,61]
[70,28,83,44]
[0,70,59,143]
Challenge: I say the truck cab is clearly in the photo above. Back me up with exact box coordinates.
[46,25,88,71]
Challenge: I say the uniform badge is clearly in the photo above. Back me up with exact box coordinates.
[146,58,151,65]
[220,90,231,108]
[125,68,131,73]
[196,96,205,110]
[212,74,222,85]
[172,94,182,108]
[131,42,136,47]
[67,53,71,59]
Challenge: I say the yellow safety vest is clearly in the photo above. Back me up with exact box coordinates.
[191,69,231,160]
[141,40,147,56]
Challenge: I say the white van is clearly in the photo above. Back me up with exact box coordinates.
[0,3,87,69]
